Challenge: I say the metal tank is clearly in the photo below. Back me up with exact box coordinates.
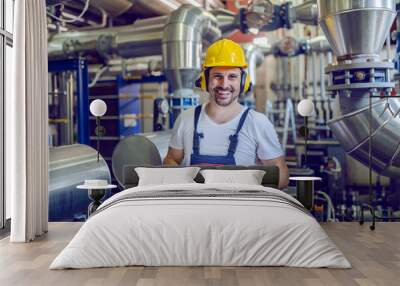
[317,0,399,177]
[141,130,173,160]
[111,135,163,186]
[49,144,111,221]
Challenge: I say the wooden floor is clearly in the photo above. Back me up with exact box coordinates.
[0,222,399,286]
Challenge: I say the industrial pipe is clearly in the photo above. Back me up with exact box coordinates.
[246,45,264,90]
[162,4,221,93]
[48,16,167,59]
[291,0,318,25]
[319,0,399,177]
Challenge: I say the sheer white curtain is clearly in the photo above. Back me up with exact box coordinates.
[6,0,48,242]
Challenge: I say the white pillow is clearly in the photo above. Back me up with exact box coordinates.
[135,167,201,186]
[200,169,266,185]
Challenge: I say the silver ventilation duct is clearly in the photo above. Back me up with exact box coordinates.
[162,4,221,92]
[318,0,399,177]
[48,16,167,59]
[90,0,179,17]
[319,0,396,60]
[245,45,265,89]
[292,0,318,25]
[89,0,224,18]
[131,0,180,15]
[307,36,331,53]
[177,0,224,9]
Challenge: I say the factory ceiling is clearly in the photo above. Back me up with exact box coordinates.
[46,0,226,29]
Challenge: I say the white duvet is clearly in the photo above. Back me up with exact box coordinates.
[50,183,351,269]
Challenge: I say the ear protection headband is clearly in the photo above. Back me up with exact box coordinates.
[195,68,252,94]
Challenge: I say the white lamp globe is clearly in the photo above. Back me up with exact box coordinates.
[297,99,314,117]
[90,99,107,117]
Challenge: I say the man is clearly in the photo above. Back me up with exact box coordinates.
[163,39,289,189]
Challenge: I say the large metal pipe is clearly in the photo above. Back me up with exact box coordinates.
[246,45,264,90]
[292,0,319,25]
[318,0,399,177]
[162,4,221,92]
[90,0,179,17]
[307,36,331,53]
[48,16,167,59]
[49,144,111,221]
[177,0,224,9]
[318,0,396,60]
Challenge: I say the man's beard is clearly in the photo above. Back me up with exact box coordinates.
[211,86,238,107]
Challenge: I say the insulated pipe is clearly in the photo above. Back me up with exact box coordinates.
[292,0,319,25]
[318,0,396,60]
[245,45,264,90]
[311,52,317,101]
[177,0,224,9]
[298,56,303,100]
[307,36,331,53]
[162,4,221,92]
[89,0,181,17]
[48,16,167,59]
[319,53,326,100]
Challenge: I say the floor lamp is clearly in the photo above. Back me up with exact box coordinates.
[297,98,314,167]
[89,99,107,162]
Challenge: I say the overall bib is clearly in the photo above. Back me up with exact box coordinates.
[190,105,251,166]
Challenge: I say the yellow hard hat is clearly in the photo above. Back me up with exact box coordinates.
[203,39,248,68]
[197,39,252,94]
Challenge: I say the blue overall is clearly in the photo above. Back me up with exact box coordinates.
[190,105,251,166]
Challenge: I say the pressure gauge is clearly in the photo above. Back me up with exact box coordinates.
[158,99,169,114]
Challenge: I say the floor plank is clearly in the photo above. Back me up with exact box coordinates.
[0,222,399,286]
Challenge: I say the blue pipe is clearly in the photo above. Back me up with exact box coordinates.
[76,59,89,144]
[396,3,400,73]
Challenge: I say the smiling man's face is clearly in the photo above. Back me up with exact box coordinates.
[208,67,242,107]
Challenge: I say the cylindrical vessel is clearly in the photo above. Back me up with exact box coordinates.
[49,144,111,221]
[141,130,173,159]
[112,135,162,186]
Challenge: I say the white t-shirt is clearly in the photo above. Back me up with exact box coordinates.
[169,104,284,166]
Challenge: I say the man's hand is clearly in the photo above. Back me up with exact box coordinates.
[260,156,289,189]
[163,147,184,166]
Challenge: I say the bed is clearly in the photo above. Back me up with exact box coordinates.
[50,165,350,269]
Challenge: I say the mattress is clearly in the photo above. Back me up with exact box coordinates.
[50,183,351,269]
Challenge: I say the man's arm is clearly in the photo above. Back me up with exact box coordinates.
[163,147,185,166]
[260,156,289,189]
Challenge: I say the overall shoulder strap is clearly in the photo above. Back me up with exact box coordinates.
[228,108,251,156]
